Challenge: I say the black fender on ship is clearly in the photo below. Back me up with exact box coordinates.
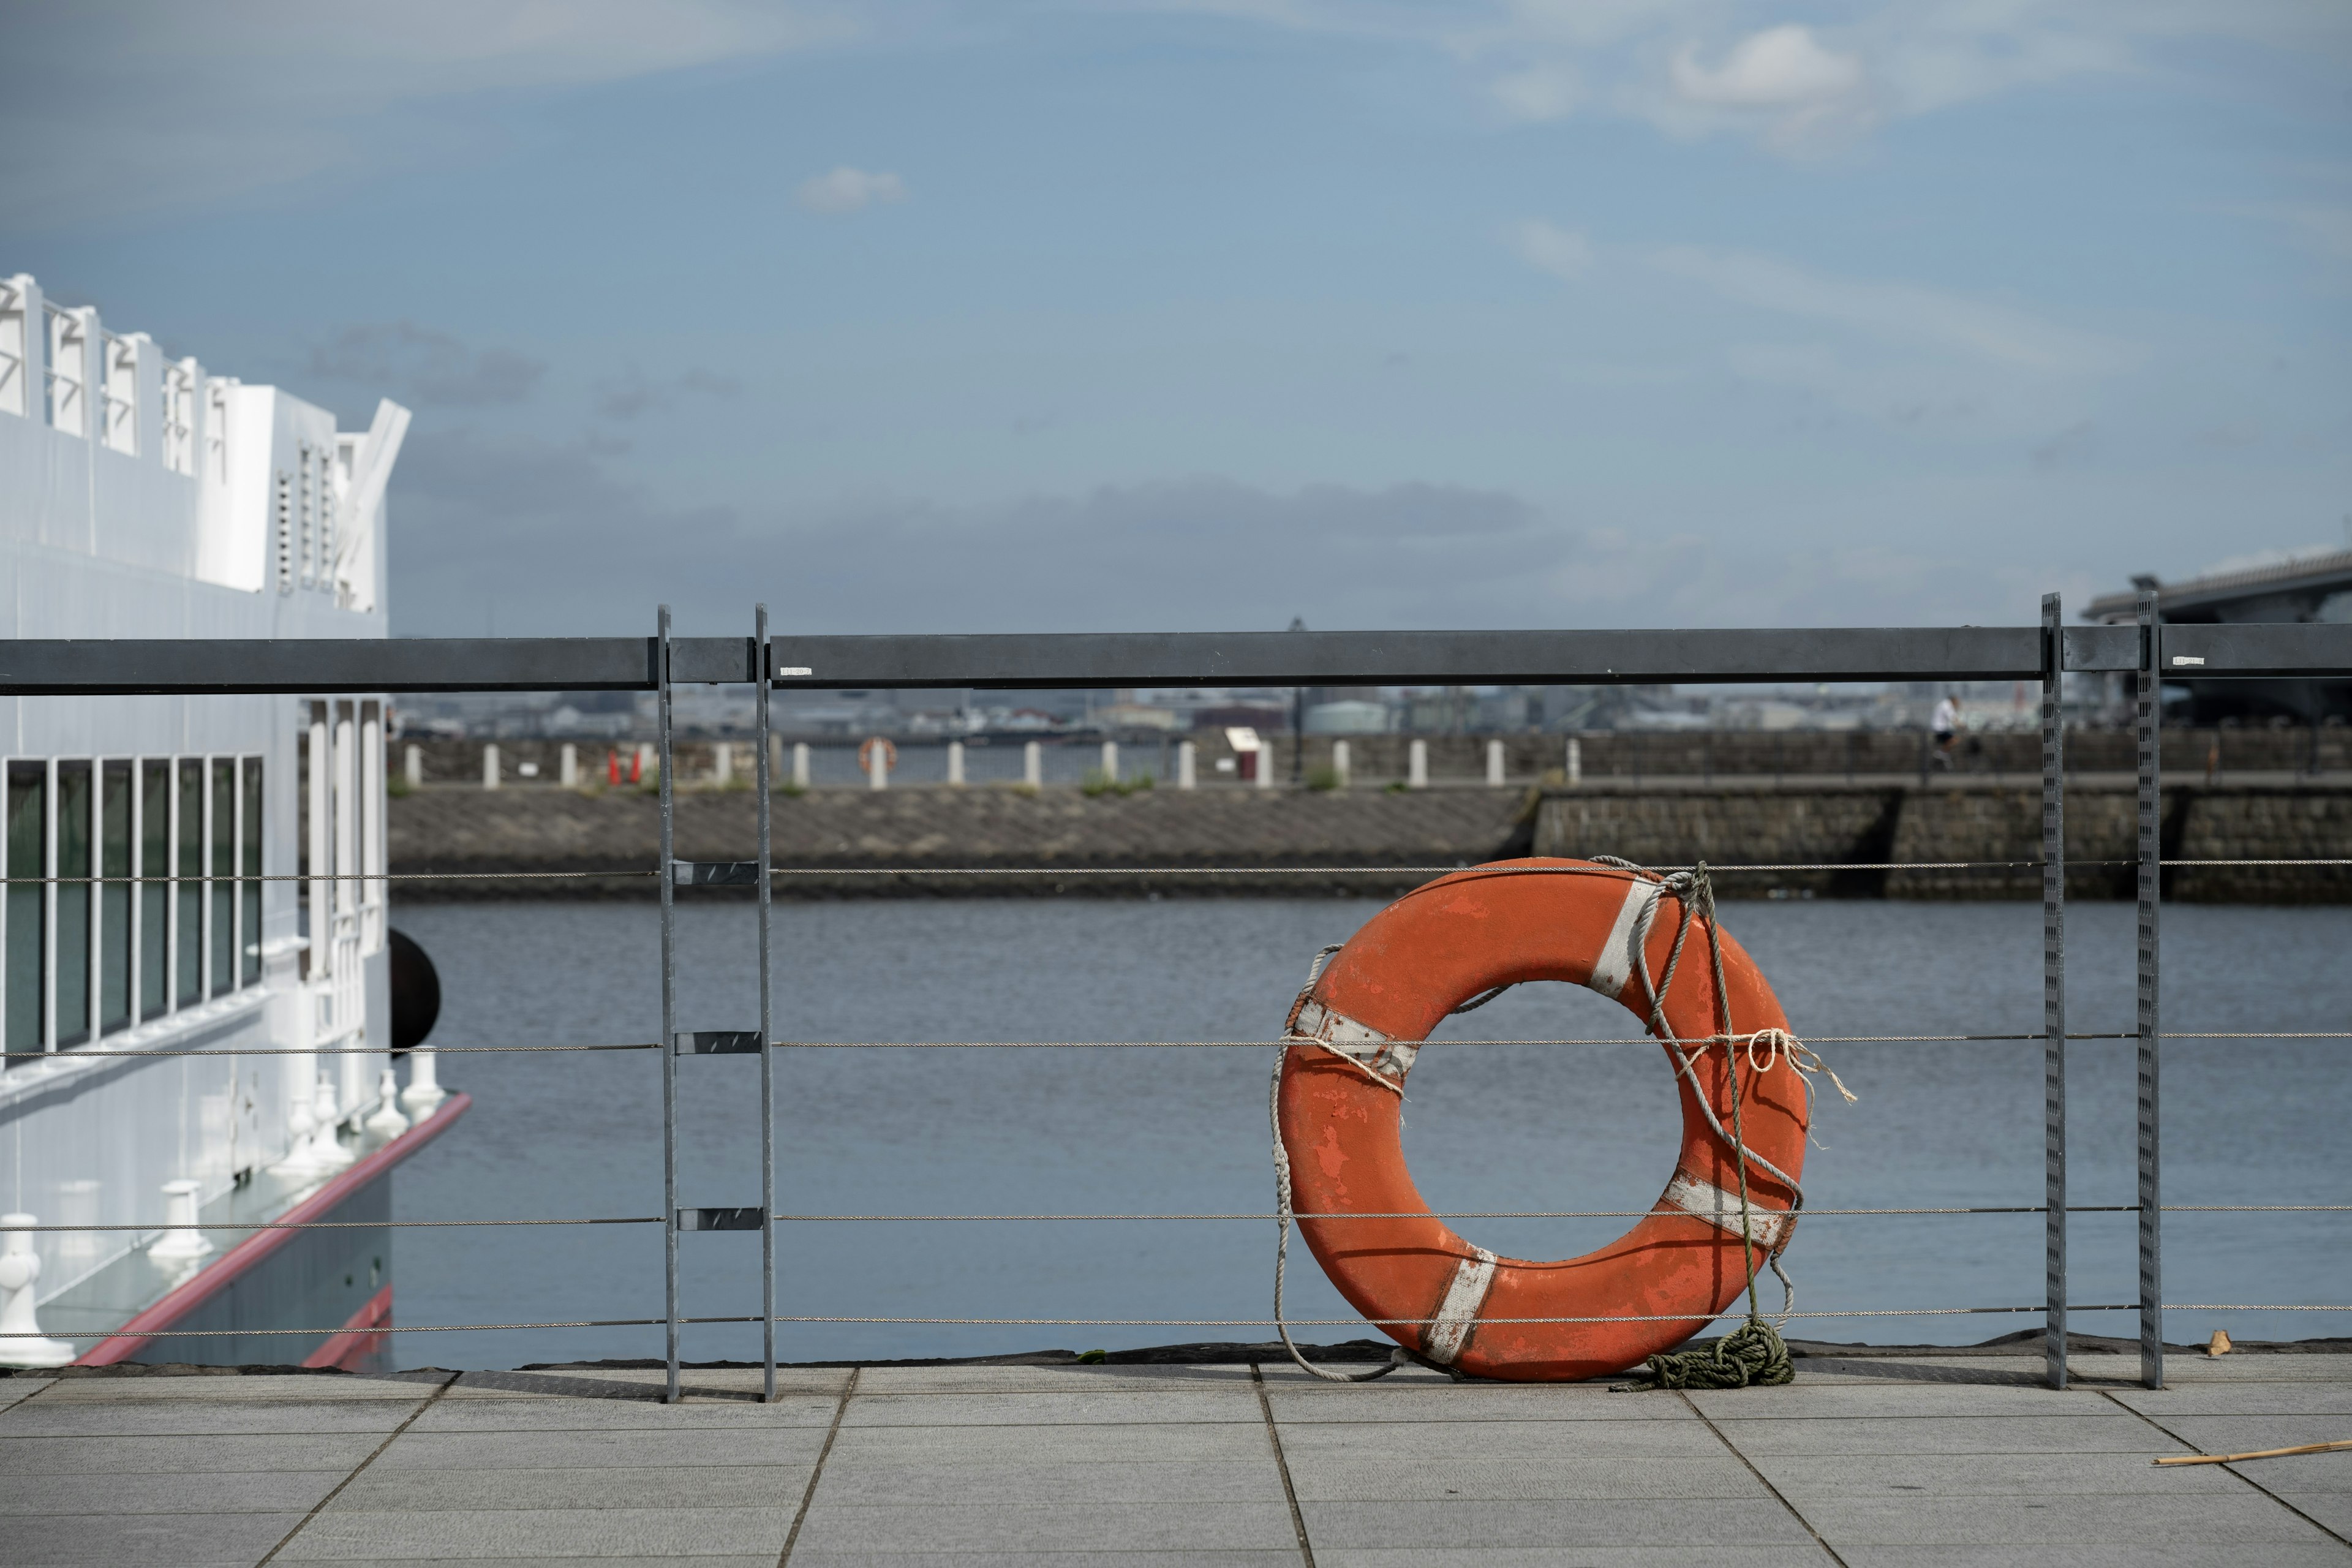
[389,928,442,1054]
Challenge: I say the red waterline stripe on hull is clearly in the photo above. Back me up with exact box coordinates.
[304,1282,395,1371]
[76,1093,472,1366]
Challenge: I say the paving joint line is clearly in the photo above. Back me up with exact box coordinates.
[1249,1363,1317,1568]
[1674,1389,1851,1568]
[777,1365,858,1567]
[253,1370,456,1566]
[2095,1387,2352,1549]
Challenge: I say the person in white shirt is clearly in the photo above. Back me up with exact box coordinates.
[1931,694,1961,770]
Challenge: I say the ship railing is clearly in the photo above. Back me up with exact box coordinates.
[0,604,2347,1399]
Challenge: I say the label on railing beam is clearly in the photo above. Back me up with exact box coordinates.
[677,1207,766,1231]
[675,1031,763,1055]
[672,861,760,887]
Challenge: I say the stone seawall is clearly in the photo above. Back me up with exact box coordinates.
[388,780,2352,901]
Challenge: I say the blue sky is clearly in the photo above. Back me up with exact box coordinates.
[8,1,2349,636]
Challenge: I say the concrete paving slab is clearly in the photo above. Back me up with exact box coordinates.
[856,1363,1259,1395]
[1834,1548,2352,1567]
[0,1509,307,1565]
[269,1560,782,1568]
[371,1426,829,1471]
[456,1366,852,1398]
[810,1458,1287,1506]
[826,1420,1277,1466]
[845,1389,1262,1427]
[328,1463,813,1512]
[790,1555,1297,1568]
[2209,1450,2352,1488]
[1708,1414,2162,1456]
[1262,1387,1691,1424]
[0,1467,347,1515]
[1296,1497,1820,1550]
[2107,1383,2352,1415]
[0,1397,429,1437]
[413,1396,843,1431]
[34,1374,435,1401]
[1691,1384,2098,1419]
[276,1507,797,1559]
[1272,1416,1730,1462]
[1799,1491,2339,1547]
[1313,1550,1834,1567]
[791,1499,1302,1553]
[1282,1453,1767,1502]
[0,1377,54,1412]
[0,1430,386,1475]
[2138,1414,2352,1454]
[2277,1491,2352,1536]
[1751,1449,2249,1498]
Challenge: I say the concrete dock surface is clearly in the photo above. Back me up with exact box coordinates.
[5,1350,2348,1566]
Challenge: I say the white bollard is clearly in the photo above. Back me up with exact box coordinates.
[149,1179,214,1261]
[0,1216,74,1367]
[1566,736,1581,786]
[791,742,810,790]
[1332,740,1351,788]
[365,1068,410,1139]
[1177,741,1197,790]
[559,743,578,788]
[947,740,965,786]
[1023,740,1042,788]
[1408,739,1428,790]
[636,741,657,782]
[311,1074,354,1167]
[401,1049,446,1116]
[714,742,734,786]
[1487,739,1506,787]
[1255,739,1275,790]
[404,744,423,791]
[276,1090,319,1173]
[867,744,888,791]
[482,743,500,790]
[770,733,786,785]
[1100,740,1118,783]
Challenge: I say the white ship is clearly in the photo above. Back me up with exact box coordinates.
[0,271,459,1371]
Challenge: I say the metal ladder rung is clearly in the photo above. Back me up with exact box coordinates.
[676,1031,763,1055]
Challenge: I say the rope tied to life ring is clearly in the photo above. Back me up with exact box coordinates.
[1267,858,1852,1389]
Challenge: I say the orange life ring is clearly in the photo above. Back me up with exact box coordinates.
[856,736,899,774]
[1275,857,1807,1382]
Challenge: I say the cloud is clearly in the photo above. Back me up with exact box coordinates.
[0,2,843,229]
[1670,25,1861,109]
[307,322,546,406]
[797,167,908,214]
[1512,220,1593,281]
[1649,245,2128,374]
[594,364,747,420]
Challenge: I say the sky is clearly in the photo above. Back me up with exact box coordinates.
[7,1,2350,638]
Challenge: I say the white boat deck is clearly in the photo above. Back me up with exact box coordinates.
[3,1351,2347,1566]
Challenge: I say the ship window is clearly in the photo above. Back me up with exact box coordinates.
[100,762,131,1035]
[6,764,43,1061]
[56,763,91,1049]
[241,759,262,987]
[211,760,234,993]
[176,760,202,1006]
[140,760,168,1019]
[274,470,293,595]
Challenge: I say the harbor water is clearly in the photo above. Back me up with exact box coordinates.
[385,896,2352,1370]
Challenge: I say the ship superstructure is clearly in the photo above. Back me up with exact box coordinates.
[0,272,453,1368]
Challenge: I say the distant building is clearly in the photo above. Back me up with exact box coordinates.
[2087,548,2352,724]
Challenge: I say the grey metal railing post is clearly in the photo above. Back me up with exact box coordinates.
[2135,589,2163,1389]
[756,604,776,1403]
[658,605,680,1404]
[2041,593,2068,1390]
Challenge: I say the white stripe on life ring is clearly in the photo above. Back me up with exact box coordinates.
[1588,878,1662,1001]
[1662,1170,1792,1250]
[1289,998,1420,1088]
[1420,1246,1498,1366]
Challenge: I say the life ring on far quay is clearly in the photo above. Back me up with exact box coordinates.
[1275,858,1807,1382]
[856,736,899,775]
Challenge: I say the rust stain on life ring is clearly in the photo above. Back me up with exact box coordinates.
[1276,858,1807,1382]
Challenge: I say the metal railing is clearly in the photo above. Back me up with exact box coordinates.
[2,599,2348,1400]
